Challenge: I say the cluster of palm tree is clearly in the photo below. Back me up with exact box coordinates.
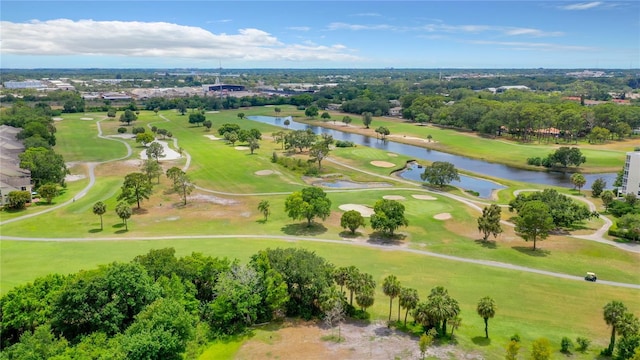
[333,266,376,312]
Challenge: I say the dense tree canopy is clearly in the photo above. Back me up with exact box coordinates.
[370,199,409,236]
[284,186,332,226]
[19,147,68,187]
[420,161,460,187]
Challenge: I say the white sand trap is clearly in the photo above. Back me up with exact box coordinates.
[383,195,406,201]
[434,213,452,220]
[80,117,94,120]
[53,117,63,121]
[205,111,220,114]
[387,153,398,157]
[255,170,275,176]
[235,146,250,150]
[203,135,220,140]
[65,174,86,182]
[370,161,396,168]
[412,194,437,200]
[139,140,181,161]
[339,204,375,217]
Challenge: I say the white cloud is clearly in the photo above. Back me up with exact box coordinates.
[0,19,360,63]
[559,2,603,10]
[287,26,311,31]
[329,21,562,37]
[503,27,563,37]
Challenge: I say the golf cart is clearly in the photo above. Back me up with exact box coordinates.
[585,272,597,282]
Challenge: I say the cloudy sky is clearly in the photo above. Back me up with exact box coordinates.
[1,1,638,69]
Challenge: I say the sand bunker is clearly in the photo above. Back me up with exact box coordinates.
[108,134,135,139]
[139,140,181,161]
[383,195,406,201]
[412,194,437,200]
[434,213,452,220]
[65,174,86,182]
[80,117,94,120]
[255,170,275,176]
[387,153,398,157]
[370,161,396,168]
[235,146,249,150]
[53,117,63,121]
[205,111,220,114]
[203,135,220,140]
[339,204,375,217]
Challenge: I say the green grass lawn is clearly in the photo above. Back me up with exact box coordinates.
[53,113,128,162]
[2,238,638,360]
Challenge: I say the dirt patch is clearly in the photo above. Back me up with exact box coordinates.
[383,195,406,201]
[434,213,452,220]
[65,174,86,182]
[237,319,479,360]
[412,194,437,200]
[188,194,238,205]
[339,204,374,217]
[370,161,396,168]
[80,117,94,120]
[203,135,220,140]
[235,146,250,150]
[255,170,276,176]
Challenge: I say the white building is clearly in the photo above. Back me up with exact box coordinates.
[621,152,640,196]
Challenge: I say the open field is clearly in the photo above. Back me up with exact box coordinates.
[1,108,638,359]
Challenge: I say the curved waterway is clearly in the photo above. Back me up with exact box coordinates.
[247,116,617,190]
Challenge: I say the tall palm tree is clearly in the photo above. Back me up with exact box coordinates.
[476,296,497,338]
[382,275,401,321]
[399,287,420,327]
[92,201,106,230]
[603,301,627,354]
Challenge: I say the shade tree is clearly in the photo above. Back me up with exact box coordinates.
[284,186,332,226]
[370,199,408,236]
[118,172,153,209]
[514,200,554,250]
[477,204,503,241]
[420,161,460,187]
[340,210,366,234]
[146,142,166,163]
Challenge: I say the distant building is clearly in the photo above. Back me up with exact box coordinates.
[3,80,44,89]
[0,125,31,205]
[496,85,530,93]
[202,83,245,92]
[621,152,640,197]
[389,107,403,117]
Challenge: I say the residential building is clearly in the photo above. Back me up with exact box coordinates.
[620,151,640,196]
[0,125,31,206]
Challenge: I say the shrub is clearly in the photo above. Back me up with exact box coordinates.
[561,336,573,353]
[117,127,127,134]
[527,157,542,166]
[575,337,590,352]
[132,127,146,134]
[510,333,521,342]
[271,151,278,163]
[335,140,355,148]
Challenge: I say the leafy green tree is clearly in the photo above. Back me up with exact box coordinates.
[548,147,586,168]
[258,200,271,221]
[274,107,281,116]
[93,201,106,230]
[166,166,183,186]
[107,108,117,118]
[284,186,332,226]
[425,286,460,336]
[321,290,346,341]
[119,109,137,125]
[135,132,154,147]
[146,142,165,163]
[370,199,408,236]
[321,111,331,121]
[237,112,245,120]
[115,201,132,230]
[118,172,153,209]
[421,161,460,187]
[505,340,521,360]
[419,333,433,360]
[37,183,58,204]
[188,112,205,126]
[375,126,390,140]
[509,188,594,228]
[133,248,179,281]
[305,105,319,118]
[514,200,554,250]
[141,158,162,184]
[249,250,290,322]
[174,172,194,206]
[340,210,366,234]
[362,112,373,128]
[592,177,607,197]
[1,324,68,359]
[382,275,401,321]
[309,140,330,169]
[616,334,640,360]
[208,265,262,334]
[284,118,291,128]
[477,204,502,241]
[476,296,497,339]
[224,131,239,145]
[285,129,316,153]
[248,137,260,154]
[6,190,31,210]
[203,119,212,130]
[51,262,159,341]
[342,116,352,126]
[571,173,587,193]
[19,147,67,187]
[604,301,628,355]
[531,338,551,360]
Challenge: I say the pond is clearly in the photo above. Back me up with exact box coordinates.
[247,116,617,190]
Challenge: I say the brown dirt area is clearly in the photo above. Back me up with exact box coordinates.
[236,319,482,360]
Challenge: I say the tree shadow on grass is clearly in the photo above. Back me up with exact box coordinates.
[474,239,497,249]
[88,228,102,233]
[281,223,328,236]
[339,230,362,239]
[115,229,129,234]
[367,231,406,246]
[512,246,550,257]
[472,336,491,346]
[133,208,148,215]
[112,223,125,229]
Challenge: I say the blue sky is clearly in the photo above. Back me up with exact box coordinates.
[1,1,638,69]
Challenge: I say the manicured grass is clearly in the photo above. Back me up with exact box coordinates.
[53,113,128,162]
[2,238,638,359]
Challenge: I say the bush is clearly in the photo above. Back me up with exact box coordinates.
[510,333,521,342]
[271,151,278,163]
[335,140,355,148]
[527,157,542,166]
[132,127,146,134]
[561,336,573,353]
[117,127,127,134]
[575,337,590,352]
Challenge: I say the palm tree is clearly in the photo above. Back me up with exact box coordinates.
[333,267,350,295]
[92,201,106,230]
[476,296,497,338]
[344,266,361,306]
[427,286,459,336]
[382,275,401,321]
[257,200,270,221]
[399,287,420,326]
[603,301,627,354]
